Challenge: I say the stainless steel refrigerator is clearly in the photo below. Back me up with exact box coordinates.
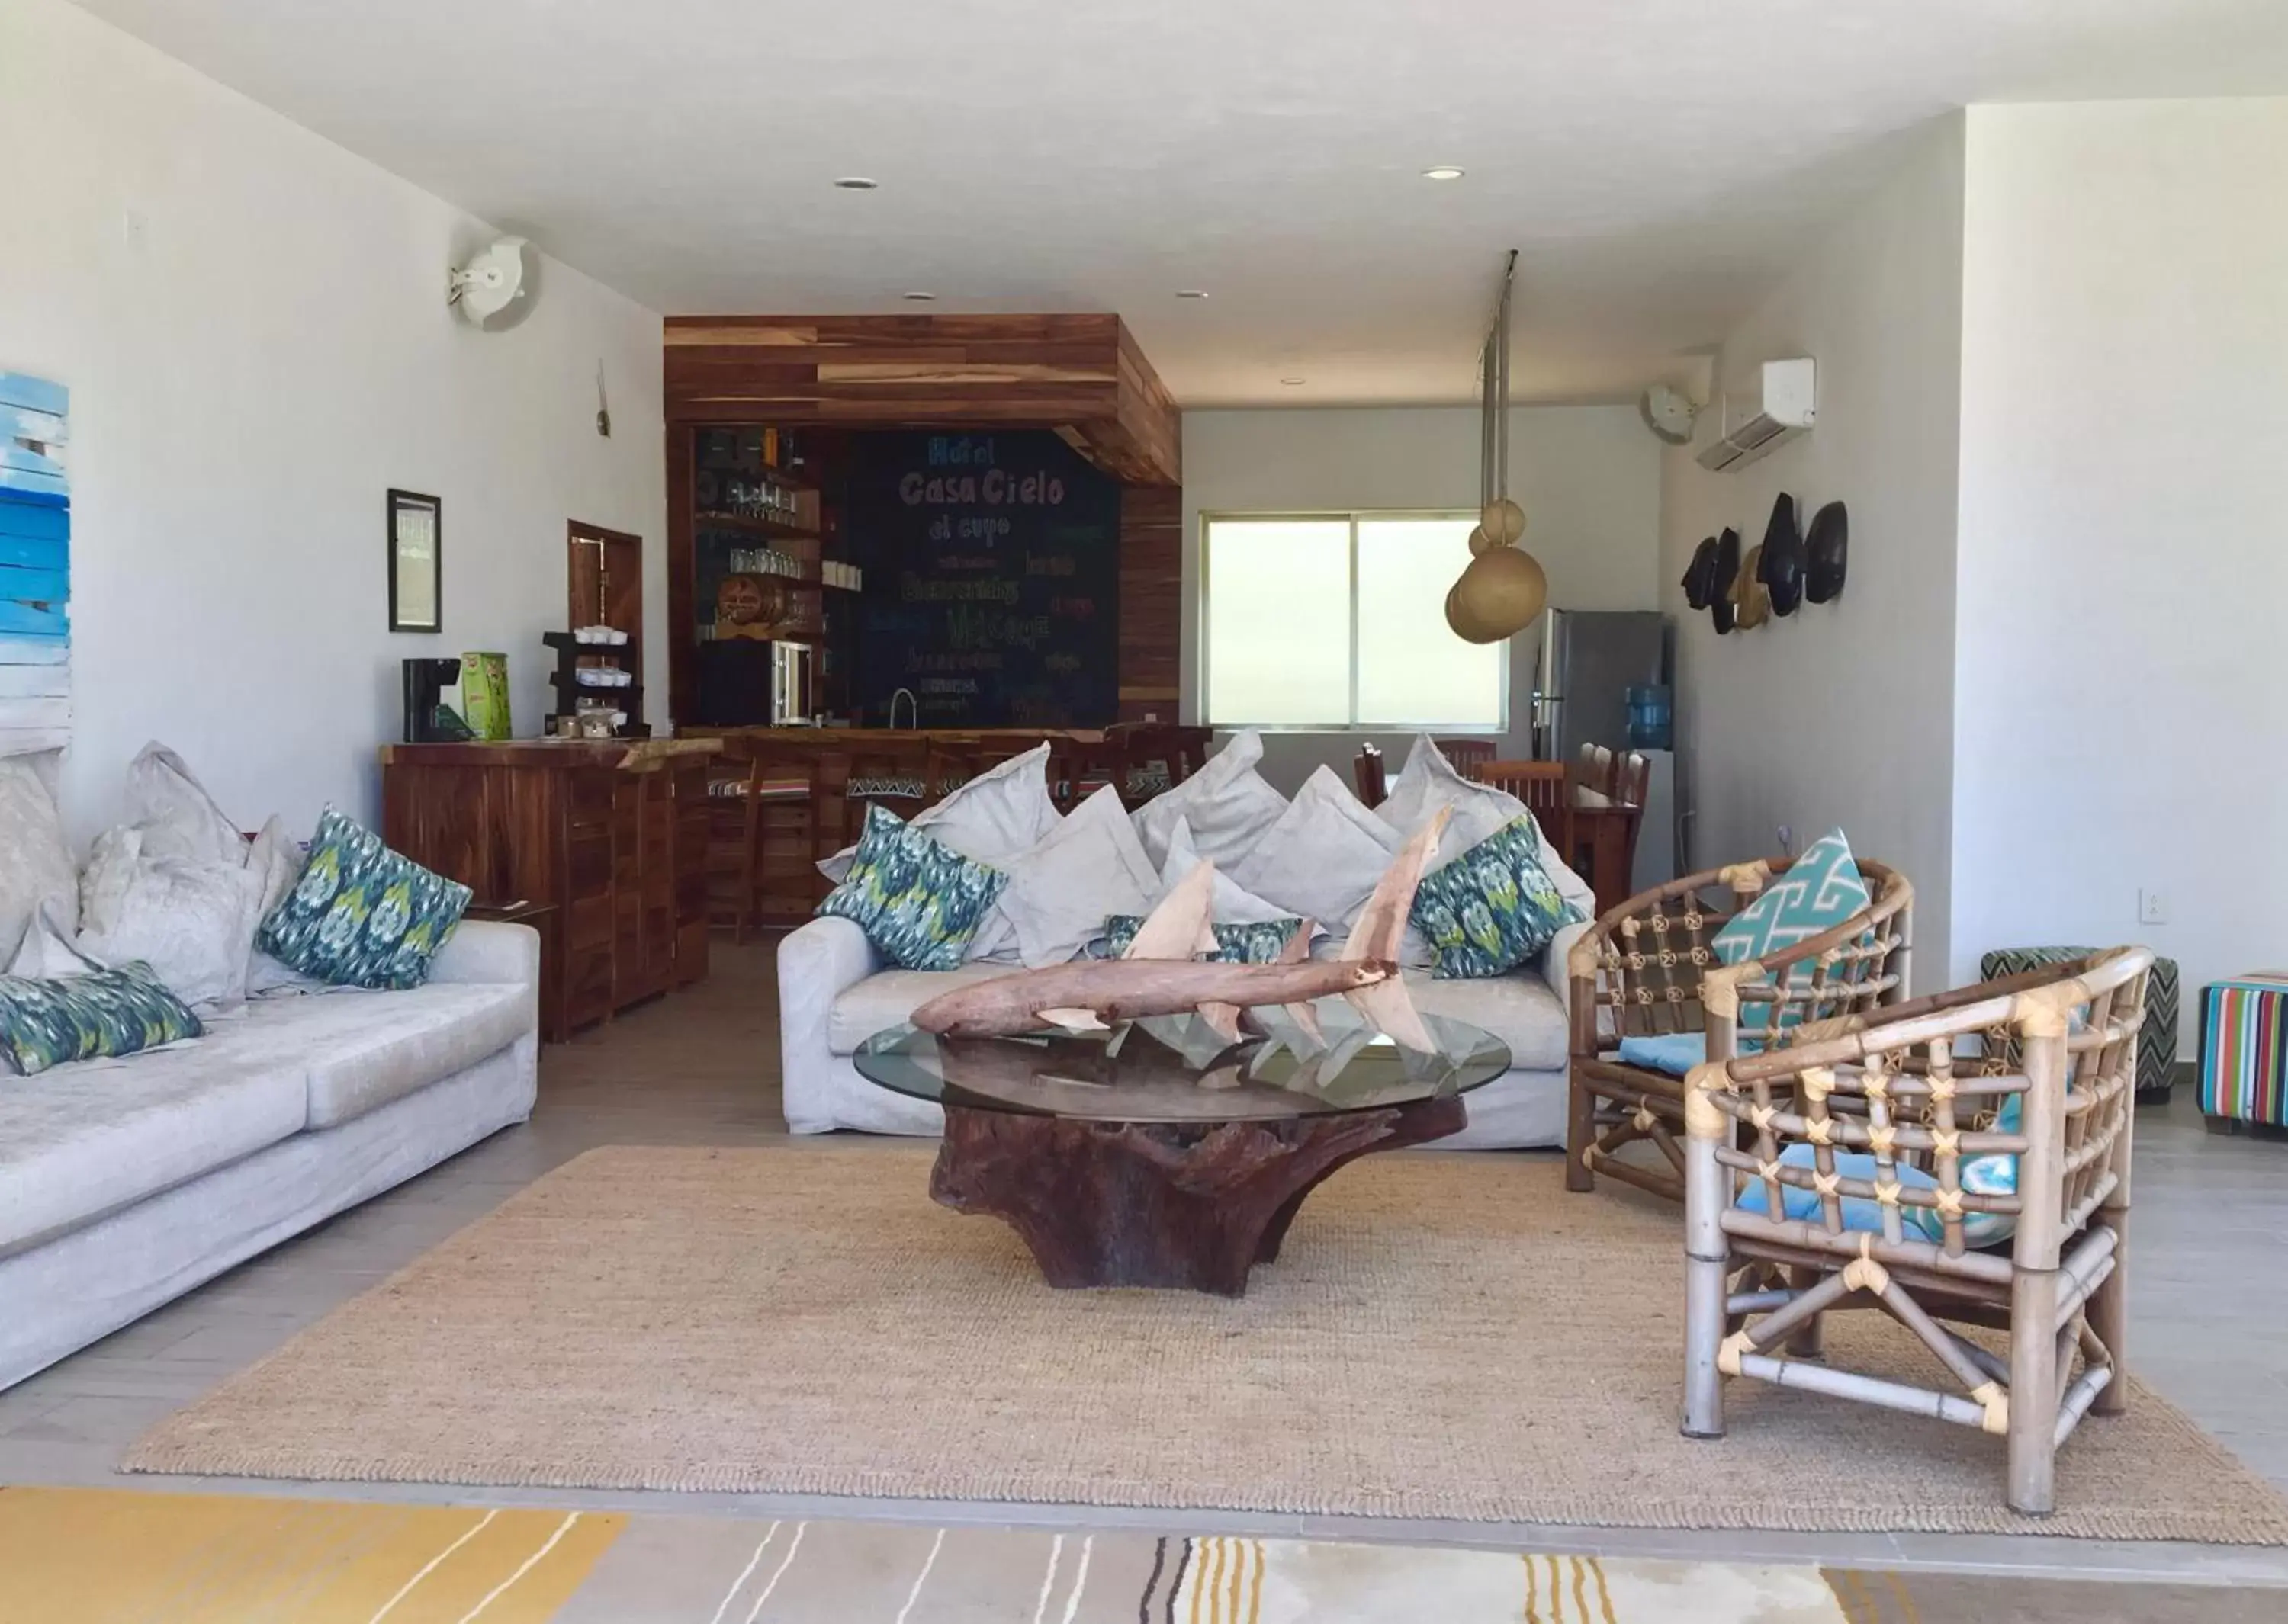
[1527,609,1668,761]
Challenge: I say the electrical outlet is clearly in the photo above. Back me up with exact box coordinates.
[1775,824,1793,855]
[2139,888,2168,926]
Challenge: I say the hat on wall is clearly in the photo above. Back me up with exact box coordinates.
[1805,500,1849,602]
[1710,527,1742,635]
[1734,544,1772,629]
[1759,493,1804,616]
[1681,535,1719,608]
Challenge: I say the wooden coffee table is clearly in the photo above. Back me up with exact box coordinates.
[853,1009,1509,1297]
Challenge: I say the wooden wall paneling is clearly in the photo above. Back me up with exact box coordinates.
[665,425,697,722]
[1117,484,1183,720]
[663,313,1178,486]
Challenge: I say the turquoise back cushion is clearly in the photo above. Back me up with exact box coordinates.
[1709,829,1872,1036]
[1095,916,1303,964]
[0,962,203,1077]
[255,810,471,991]
[818,803,1010,971]
[1408,815,1583,980]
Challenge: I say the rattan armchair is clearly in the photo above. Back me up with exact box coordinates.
[1680,947,2151,1515]
[1566,858,1914,1199]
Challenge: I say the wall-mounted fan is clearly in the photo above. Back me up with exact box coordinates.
[448,236,538,331]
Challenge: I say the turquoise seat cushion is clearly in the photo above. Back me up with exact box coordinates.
[818,803,1010,971]
[0,961,203,1077]
[1615,1031,1706,1076]
[1409,815,1583,980]
[1734,1093,2021,1246]
[1095,915,1303,964]
[1710,829,1872,1038]
[255,809,471,991]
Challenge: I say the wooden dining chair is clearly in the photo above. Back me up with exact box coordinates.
[1574,741,1618,798]
[1354,743,1387,807]
[1609,748,1653,883]
[1437,738,1497,778]
[1468,759,1571,851]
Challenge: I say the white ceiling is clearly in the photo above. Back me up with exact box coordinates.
[74,0,2288,406]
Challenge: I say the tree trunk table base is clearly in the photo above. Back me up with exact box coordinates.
[928,1093,1467,1296]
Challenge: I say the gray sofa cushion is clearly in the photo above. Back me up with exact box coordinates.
[829,962,1016,1055]
[821,961,1568,1072]
[0,1026,307,1256]
[1405,969,1569,1072]
[284,983,531,1128]
[0,978,530,1253]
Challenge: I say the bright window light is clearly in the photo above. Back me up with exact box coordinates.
[1203,513,1504,730]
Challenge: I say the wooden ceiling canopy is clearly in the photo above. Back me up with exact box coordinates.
[662,313,1179,486]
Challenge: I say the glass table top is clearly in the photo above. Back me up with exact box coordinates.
[853,1006,1511,1123]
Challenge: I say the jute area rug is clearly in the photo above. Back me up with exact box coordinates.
[126,1145,2288,1542]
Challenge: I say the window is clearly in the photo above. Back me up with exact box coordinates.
[1202,513,1504,729]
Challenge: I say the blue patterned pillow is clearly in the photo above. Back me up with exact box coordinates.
[818,804,1010,971]
[0,961,203,1076]
[254,810,472,990]
[1409,815,1583,980]
[1094,915,1303,964]
[1711,829,1872,1038]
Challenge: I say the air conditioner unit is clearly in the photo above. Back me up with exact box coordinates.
[1695,358,1815,473]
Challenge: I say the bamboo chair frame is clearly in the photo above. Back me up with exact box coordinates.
[1681,947,2151,1515]
[1566,858,1914,1201]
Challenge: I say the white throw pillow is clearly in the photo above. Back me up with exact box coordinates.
[1229,765,1403,936]
[1160,818,1303,928]
[77,827,264,1011]
[0,750,78,963]
[993,786,1161,968]
[1377,735,1531,867]
[243,816,315,994]
[1130,729,1289,870]
[125,742,245,865]
[6,901,94,980]
[815,743,1060,884]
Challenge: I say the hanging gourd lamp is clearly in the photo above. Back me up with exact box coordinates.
[1445,253,1547,643]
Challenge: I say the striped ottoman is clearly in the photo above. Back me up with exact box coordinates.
[1981,948,2180,1103]
[2199,975,2288,1133]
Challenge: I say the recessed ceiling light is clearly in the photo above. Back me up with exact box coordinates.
[833,176,879,191]
[1176,289,1209,299]
[1421,165,1466,181]
[1280,377,1306,387]
[901,291,936,301]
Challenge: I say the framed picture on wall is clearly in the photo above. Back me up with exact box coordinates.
[387,488,442,632]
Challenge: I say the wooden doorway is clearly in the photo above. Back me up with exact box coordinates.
[569,522,643,680]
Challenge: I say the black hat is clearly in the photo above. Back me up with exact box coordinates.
[1710,528,1741,634]
[1681,536,1719,608]
[1759,493,1804,616]
[1805,501,1849,603]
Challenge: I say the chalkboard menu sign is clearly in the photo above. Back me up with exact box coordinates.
[847,430,1121,727]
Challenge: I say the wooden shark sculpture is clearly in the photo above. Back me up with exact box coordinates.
[909,809,1448,1051]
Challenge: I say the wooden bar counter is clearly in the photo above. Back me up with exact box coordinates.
[381,738,718,1037]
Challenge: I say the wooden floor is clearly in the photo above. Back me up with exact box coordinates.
[2,939,2286,1597]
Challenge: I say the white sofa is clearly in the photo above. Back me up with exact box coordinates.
[0,920,539,1390]
[777,914,1586,1150]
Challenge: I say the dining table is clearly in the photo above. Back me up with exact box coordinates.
[1566,786,1640,919]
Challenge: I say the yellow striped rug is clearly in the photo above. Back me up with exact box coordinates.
[0,1488,621,1623]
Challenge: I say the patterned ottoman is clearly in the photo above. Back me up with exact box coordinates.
[2198,975,2288,1132]
[1980,947,2180,1103]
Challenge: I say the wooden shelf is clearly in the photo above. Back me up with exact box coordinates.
[694,509,817,542]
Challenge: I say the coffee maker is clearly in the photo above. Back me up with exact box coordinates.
[400,657,473,743]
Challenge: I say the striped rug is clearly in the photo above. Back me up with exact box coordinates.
[6,1489,2284,1622]
[0,1488,620,1622]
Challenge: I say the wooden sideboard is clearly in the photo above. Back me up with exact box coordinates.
[381,739,718,1036]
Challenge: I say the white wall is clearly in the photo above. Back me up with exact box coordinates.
[1952,100,2288,1013]
[1658,115,1966,977]
[0,0,665,843]
[1180,404,1661,794]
